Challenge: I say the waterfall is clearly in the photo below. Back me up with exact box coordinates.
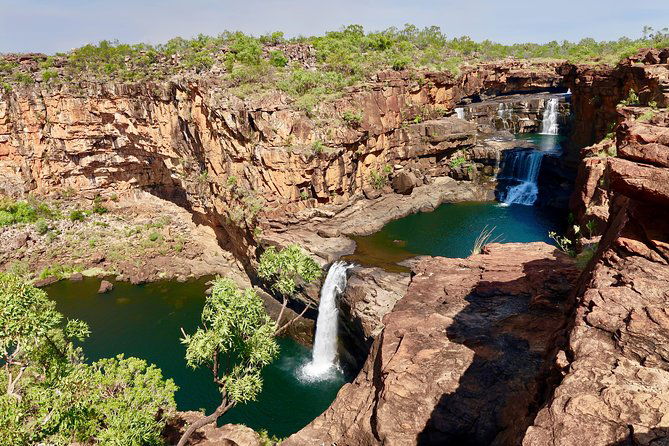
[455,107,465,119]
[540,97,559,135]
[497,102,512,129]
[498,149,544,206]
[302,261,351,379]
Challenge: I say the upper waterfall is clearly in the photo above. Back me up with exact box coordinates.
[302,261,351,379]
[540,97,559,135]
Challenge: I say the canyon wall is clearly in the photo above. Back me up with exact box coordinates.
[0,60,564,265]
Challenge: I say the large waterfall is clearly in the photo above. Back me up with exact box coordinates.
[302,261,351,379]
[540,97,559,135]
[498,149,544,206]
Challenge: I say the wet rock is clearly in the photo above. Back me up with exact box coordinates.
[33,276,58,287]
[284,243,578,446]
[97,280,113,293]
[69,272,83,281]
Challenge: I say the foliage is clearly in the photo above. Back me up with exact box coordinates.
[92,195,108,214]
[549,231,576,257]
[0,273,177,445]
[269,50,288,68]
[637,109,657,122]
[257,244,322,296]
[471,225,501,255]
[449,156,467,168]
[342,109,363,125]
[311,140,325,154]
[41,69,58,83]
[369,164,393,190]
[34,218,49,235]
[0,197,57,227]
[38,263,82,280]
[178,278,279,445]
[69,209,86,222]
[619,89,640,106]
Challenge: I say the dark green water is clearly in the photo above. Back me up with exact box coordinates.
[346,201,564,270]
[347,132,567,270]
[46,277,345,438]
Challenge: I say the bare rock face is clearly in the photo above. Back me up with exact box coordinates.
[284,243,578,446]
[522,103,669,446]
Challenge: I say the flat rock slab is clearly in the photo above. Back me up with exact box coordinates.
[284,242,578,446]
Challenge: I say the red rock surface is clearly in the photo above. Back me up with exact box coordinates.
[523,102,669,446]
[284,243,578,446]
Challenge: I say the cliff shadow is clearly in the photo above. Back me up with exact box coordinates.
[416,254,575,445]
[607,428,669,446]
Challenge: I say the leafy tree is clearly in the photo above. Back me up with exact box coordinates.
[258,244,322,297]
[0,273,177,445]
[177,278,280,446]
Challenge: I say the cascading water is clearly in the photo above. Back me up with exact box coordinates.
[540,97,559,135]
[498,149,544,206]
[455,107,465,119]
[301,261,351,379]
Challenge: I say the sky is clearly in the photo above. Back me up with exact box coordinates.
[0,0,667,53]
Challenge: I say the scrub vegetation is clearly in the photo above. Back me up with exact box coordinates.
[2,24,668,107]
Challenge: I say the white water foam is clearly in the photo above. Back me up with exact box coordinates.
[300,261,351,380]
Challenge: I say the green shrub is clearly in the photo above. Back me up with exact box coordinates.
[449,156,467,168]
[148,231,160,242]
[619,89,640,106]
[34,218,49,235]
[92,196,108,214]
[13,72,34,85]
[41,70,58,83]
[311,140,325,154]
[269,50,289,67]
[342,110,363,125]
[69,209,86,222]
[0,273,177,444]
[257,244,322,296]
[38,263,82,280]
[369,164,392,190]
[0,198,57,226]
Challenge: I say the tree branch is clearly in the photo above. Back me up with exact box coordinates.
[275,303,310,336]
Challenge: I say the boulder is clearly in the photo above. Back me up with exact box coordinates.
[97,280,113,293]
[69,272,84,281]
[33,276,58,287]
[391,170,419,195]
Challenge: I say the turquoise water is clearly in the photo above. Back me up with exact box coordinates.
[347,202,564,270]
[46,277,346,438]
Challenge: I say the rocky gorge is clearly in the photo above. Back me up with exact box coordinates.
[1,43,669,445]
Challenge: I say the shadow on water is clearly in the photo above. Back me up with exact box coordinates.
[45,277,346,438]
[415,255,572,445]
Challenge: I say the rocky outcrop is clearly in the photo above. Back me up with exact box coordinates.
[523,99,669,446]
[562,50,669,149]
[284,243,578,446]
[456,92,570,134]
